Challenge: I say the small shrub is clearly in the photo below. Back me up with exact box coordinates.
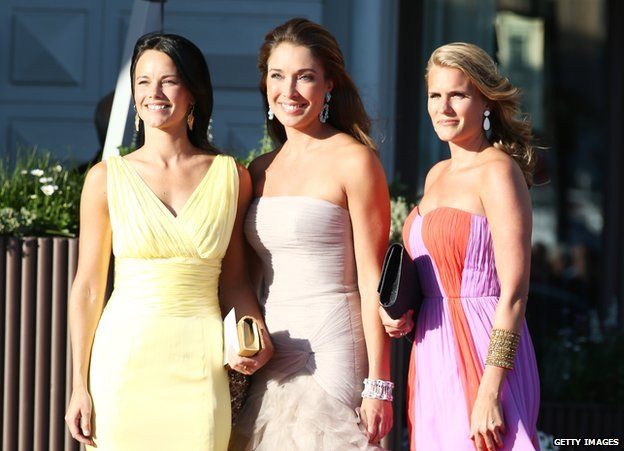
[0,149,86,237]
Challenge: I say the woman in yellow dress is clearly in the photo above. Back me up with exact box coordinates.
[64,33,272,450]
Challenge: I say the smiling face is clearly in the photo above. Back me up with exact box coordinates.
[427,65,488,146]
[133,49,194,132]
[265,42,333,131]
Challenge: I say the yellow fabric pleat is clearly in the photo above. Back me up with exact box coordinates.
[87,154,239,451]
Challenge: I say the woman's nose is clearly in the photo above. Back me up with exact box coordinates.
[441,97,454,114]
[148,81,164,98]
[283,77,298,98]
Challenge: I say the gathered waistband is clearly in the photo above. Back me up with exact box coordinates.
[422,295,499,301]
[110,257,221,316]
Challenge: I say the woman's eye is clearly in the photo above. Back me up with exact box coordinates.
[428,93,439,99]
[299,74,313,81]
[270,73,282,80]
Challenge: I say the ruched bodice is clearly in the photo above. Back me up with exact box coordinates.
[407,207,501,299]
[244,196,366,406]
[248,197,357,302]
[104,155,237,316]
[88,154,238,451]
[233,196,379,451]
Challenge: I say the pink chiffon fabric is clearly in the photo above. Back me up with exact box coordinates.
[405,207,540,450]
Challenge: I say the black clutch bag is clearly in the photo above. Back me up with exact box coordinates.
[377,243,421,320]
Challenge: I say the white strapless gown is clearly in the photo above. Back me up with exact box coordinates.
[230,196,382,450]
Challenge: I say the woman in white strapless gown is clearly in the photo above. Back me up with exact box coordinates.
[230,18,392,450]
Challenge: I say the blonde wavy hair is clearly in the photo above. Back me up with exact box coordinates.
[426,42,535,186]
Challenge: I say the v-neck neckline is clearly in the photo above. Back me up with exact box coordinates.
[118,155,220,220]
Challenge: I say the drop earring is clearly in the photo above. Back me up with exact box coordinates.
[187,105,195,131]
[207,118,214,143]
[483,109,492,139]
[134,105,140,132]
[267,106,274,120]
[319,92,331,123]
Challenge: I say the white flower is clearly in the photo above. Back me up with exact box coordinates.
[40,184,56,196]
[29,194,37,199]
[20,170,28,175]
[53,164,63,172]
[30,169,44,177]
[39,177,53,183]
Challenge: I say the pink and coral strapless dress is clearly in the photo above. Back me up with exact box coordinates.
[404,206,540,450]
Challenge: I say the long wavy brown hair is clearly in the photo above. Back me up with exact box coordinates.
[258,18,376,151]
[426,42,535,185]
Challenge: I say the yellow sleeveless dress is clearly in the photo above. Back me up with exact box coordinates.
[87,154,238,450]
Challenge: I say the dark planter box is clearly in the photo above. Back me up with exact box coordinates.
[1,236,81,451]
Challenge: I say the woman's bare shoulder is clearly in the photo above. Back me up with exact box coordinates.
[248,149,278,178]
[85,160,108,185]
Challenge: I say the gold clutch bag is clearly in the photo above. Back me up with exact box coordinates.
[236,316,263,357]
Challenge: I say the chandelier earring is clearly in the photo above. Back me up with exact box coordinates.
[319,91,331,123]
[267,106,274,121]
[187,104,195,131]
[483,109,492,140]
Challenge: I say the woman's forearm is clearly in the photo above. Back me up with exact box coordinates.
[491,292,527,333]
[479,292,528,395]
[220,285,267,329]
[361,284,391,381]
[68,282,105,389]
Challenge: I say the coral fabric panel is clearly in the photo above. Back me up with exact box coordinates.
[421,208,483,421]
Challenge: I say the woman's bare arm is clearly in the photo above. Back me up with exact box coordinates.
[343,145,393,443]
[65,162,112,445]
[219,164,273,375]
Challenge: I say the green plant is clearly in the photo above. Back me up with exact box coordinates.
[237,125,274,168]
[117,145,135,156]
[390,196,414,244]
[1,132,415,240]
[0,149,86,237]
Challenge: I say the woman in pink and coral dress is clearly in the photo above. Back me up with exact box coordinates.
[381,43,540,451]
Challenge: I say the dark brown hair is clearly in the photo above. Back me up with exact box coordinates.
[130,32,218,153]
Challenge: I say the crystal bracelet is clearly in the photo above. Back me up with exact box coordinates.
[361,378,394,402]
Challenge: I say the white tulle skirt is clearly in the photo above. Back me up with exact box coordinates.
[230,371,383,451]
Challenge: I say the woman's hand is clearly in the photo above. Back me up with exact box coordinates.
[358,397,393,443]
[65,387,94,446]
[469,390,506,451]
[227,328,274,376]
[379,306,414,338]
